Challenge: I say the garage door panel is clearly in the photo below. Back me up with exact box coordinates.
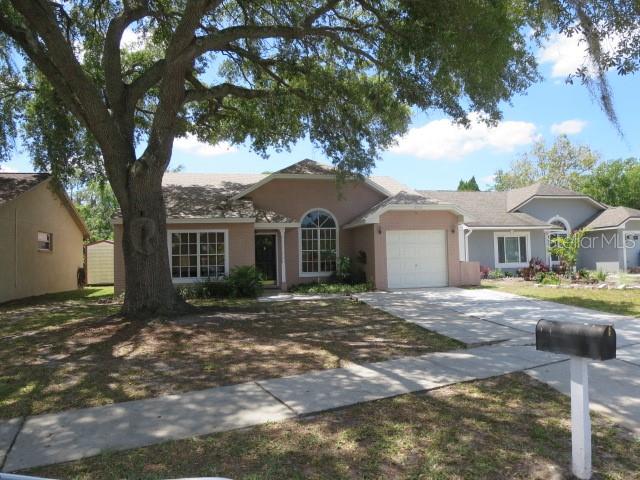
[386,230,448,288]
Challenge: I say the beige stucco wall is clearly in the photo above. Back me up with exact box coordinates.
[249,178,386,287]
[114,222,255,295]
[0,181,85,303]
[348,224,376,283]
[373,210,470,290]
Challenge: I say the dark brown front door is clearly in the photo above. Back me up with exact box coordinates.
[255,234,277,285]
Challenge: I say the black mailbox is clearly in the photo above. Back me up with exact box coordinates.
[536,319,616,361]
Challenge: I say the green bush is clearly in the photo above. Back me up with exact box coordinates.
[175,266,263,300]
[535,271,560,285]
[289,282,374,295]
[595,270,607,282]
[227,265,263,298]
[176,280,233,300]
[487,269,505,279]
[335,256,352,282]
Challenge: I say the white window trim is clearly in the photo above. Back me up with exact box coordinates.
[493,231,531,269]
[298,208,339,278]
[546,216,571,266]
[166,229,229,284]
[37,231,53,252]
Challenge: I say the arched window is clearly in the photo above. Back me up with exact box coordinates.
[547,216,570,266]
[300,209,338,274]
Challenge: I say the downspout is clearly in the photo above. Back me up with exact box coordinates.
[621,228,628,272]
[464,227,472,262]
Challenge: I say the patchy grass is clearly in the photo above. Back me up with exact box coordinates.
[0,292,460,419]
[27,373,640,480]
[288,282,375,294]
[480,280,640,317]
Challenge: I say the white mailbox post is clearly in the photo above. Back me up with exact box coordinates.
[536,319,616,480]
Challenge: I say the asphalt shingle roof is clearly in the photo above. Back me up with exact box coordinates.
[160,160,414,220]
[583,206,640,230]
[345,191,452,228]
[505,183,592,211]
[0,173,50,205]
[418,190,552,228]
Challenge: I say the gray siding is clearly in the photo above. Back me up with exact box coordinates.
[624,223,640,269]
[518,198,602,230]
[578,231,623,270]
[467,229,546,273]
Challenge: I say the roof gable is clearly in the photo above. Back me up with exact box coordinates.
[0,173,50,205]
[506,183,605,212]
[230,159,398,200]
[583,206,640,230]
[0,173,89,237]
[418,190,552,228]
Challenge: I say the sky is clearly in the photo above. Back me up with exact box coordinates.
[2,30,639,191]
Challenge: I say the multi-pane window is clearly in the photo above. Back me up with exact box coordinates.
[496,234,528,266]
[199,232,226,278]
[301,209,337,274]
[170,231,226,280]
[37,232,53,251]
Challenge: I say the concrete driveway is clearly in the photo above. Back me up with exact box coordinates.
[356,287,640,436]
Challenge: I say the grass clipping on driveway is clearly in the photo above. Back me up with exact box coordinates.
[0,291,460,419]
[28,373,640,480]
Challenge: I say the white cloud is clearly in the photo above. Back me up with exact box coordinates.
[389,114,538,160]
[121,28,148,52]
[550,119,587,135]
[0,165,17,172]
[174,135,237,157]
[479,174,496,187]
[537,30,623,79]
[537,32,592,78]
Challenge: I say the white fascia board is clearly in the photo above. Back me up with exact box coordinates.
[255,222,300,229]
[231,173,392,200]
[344,203,472,229]
[464,225,555,230]
[111,217,255,225]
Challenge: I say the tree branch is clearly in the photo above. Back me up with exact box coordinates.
[103,2,151,118]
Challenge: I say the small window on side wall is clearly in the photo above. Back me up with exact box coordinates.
[38,232,53,251]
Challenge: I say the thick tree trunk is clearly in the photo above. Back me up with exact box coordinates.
[119,168,189,318]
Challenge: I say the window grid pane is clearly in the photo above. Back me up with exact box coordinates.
[171,231,225,279]
[301,210,337,274]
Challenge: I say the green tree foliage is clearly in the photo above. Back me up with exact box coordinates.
[493,135,600,191]
[549,230,587,277]
[1,1,638,315]
[577,158,640,209]
[457,176,480,191]
[75,180,118,242]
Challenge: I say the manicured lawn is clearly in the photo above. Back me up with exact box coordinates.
[481,280,640,317]
[27,373,640,480]
[0,290,460,419]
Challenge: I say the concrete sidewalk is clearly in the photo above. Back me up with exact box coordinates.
[356,288,640,437]
[1,343,564,472]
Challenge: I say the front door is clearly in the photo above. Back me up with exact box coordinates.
[255,234,277,285]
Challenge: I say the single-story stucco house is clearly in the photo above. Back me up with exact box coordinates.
[112,160,640,294]
[0,173,89,303]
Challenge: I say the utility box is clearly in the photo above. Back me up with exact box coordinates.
[86,240,114,285]
[536,319,616,361]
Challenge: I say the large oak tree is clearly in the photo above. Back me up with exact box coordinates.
[0,1,638,316]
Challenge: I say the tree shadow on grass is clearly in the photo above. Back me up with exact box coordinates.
[28,373,640,480]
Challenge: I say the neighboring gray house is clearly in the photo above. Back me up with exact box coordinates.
[420,184,640,273]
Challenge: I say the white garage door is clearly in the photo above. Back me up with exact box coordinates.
[386,230,448,288]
